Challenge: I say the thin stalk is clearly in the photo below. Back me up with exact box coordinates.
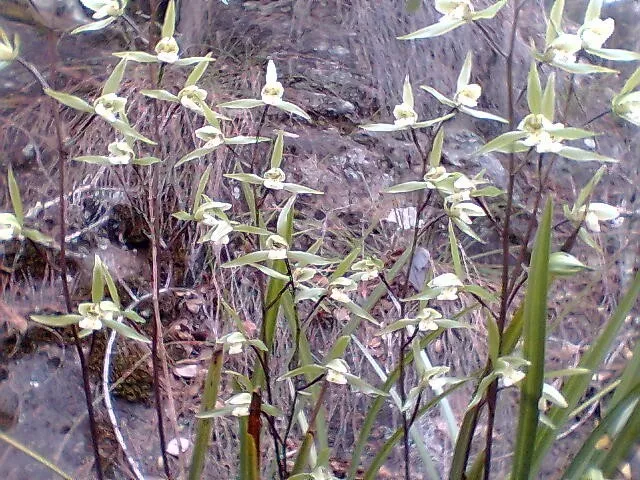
[0,431,73,480]
[45,32,104,479]
[188,348,225,480]
[290,380,329,475]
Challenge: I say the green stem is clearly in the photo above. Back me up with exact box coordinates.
[0,431,73,480]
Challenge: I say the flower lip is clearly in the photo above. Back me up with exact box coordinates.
[546,34,582,64]
[0,213,21,241]
[393,103,418,127]
[455,83,481,107]
[435,0,475,20]
[262,168,286,190]
[325,359,349,385]
[107,140,134,164]
[94,93,126,122]
[179,85,208,113]
[155,37,180,63]
[614,91,640,126]
[579,17,615,50]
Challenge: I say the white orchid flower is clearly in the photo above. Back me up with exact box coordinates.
[93,93,126,122]
[454,83,481,108]
[178,85,207,113]
[219,332,247,355]
[0,28,18,62]
[428,273,463,301]
[292,267,317,285]
[351,258,383,282]
[325,359,349,385]
[195,125,225,148]
[500,363,526,387]
[579,17,615,50]
[77,300,119,331]
[393,75,419,127]
[613,91,640,126]
[227,393,252,417]
[265,234,288,260]
[0,213,21,241]
[261,60,285,105]
[81,0,126,19]
[415,308,443,332]
[107,140,134,165]
[546,34,582,65]
[423,166,450,188]
[262,168,286,190]
[517,113,565,153]
[155,37,180,64]
[329,277,357,303]
[435,0,475,21]
[579,202,620,232]
[201,217,233,245]
[448,202,486,225]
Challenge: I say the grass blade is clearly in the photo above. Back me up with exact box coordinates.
[511,198,553,480]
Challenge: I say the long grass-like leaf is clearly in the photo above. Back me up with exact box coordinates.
[0,431,72,480]
[189,348,224,480]
[511,198,553,480]
[530,270,640,475]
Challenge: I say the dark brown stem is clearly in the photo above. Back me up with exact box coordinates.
[46,31,104,480]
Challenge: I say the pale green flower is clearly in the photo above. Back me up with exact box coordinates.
[155,37,180,64]
[78,300,119,331]
[195,125,225,148]
[546,34,582,65]
[178,85,207,113]
[262,168,286,190]
[227,392,252,417]
[0,213,21,241]
[517,113,564,153]
[93,93,126,122]
[107,140,134,165]
[0,29,18,62]
[325,359,349,385]
[579,17,615,49]
[447,202,485,225]
[329,277,357,303]
[435,0,475,21]
[218,331,247,355]
[613,91,640,126]
[428,273,463,301]
[201,217,233,245]
[292,267,317,285]
[501,363,525,387]
[266,234,288,260]
[423,166,450,188]
[414,308,443,332]
[81,0,126,19]
[578,202,620,232]
[261,60,285,105]
[454,83,481,108]
[351,258,383,282]
[392,102,418,127]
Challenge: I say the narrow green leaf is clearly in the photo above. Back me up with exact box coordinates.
[475,131,527,156]
[22,229,53,246]
[487,315,500,364]
[162,0,176,38]
[140,89,180,102]
[360,122,406,132]
[73,156,112,165]
[277,195,296,243]
[277,364,326,381]
[527,63,543,114]
[398,18,465,40]
[111,120,157,145]
[224,173,265,185]
[557,147,617,163]
[222,251,270,268]
[384,181,429,194]
[448,220,463,279]
[546,0,566,46]
[430,128,445,167]
[553,62,617,75]
[402,75,414,108]
[472,0,507,20]
[541,72,556,120]
[7,166,23,224]
[44,89,94,113]
[276,101,311,121]
[248,263,289,281]
[30,314,82,327]
[512,198,553,480]
[459,107,508,123]
[324,336,351,363]
[175,147,216,167]
[287,251,337,266]
[344,374,388,397]
[271,131,284,169]
[547,127,595,140]
[71,17,115,34]
[218,99,265,109]
[102,58,127,96]
[419,86,457,107]
[133,156,162,166]
[102,318,151,343]
[224,136,271,145]
[185,53,214,87]
[586,48,640,62]
[619,66,640,96]
[531,270,640,476]
[584,0,603,23]
[344,301,379,326]
[91,256,104,304]
[113,51,159,63]
[457,52,473,93]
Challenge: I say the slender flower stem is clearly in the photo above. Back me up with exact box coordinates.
[44,31,104,480]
